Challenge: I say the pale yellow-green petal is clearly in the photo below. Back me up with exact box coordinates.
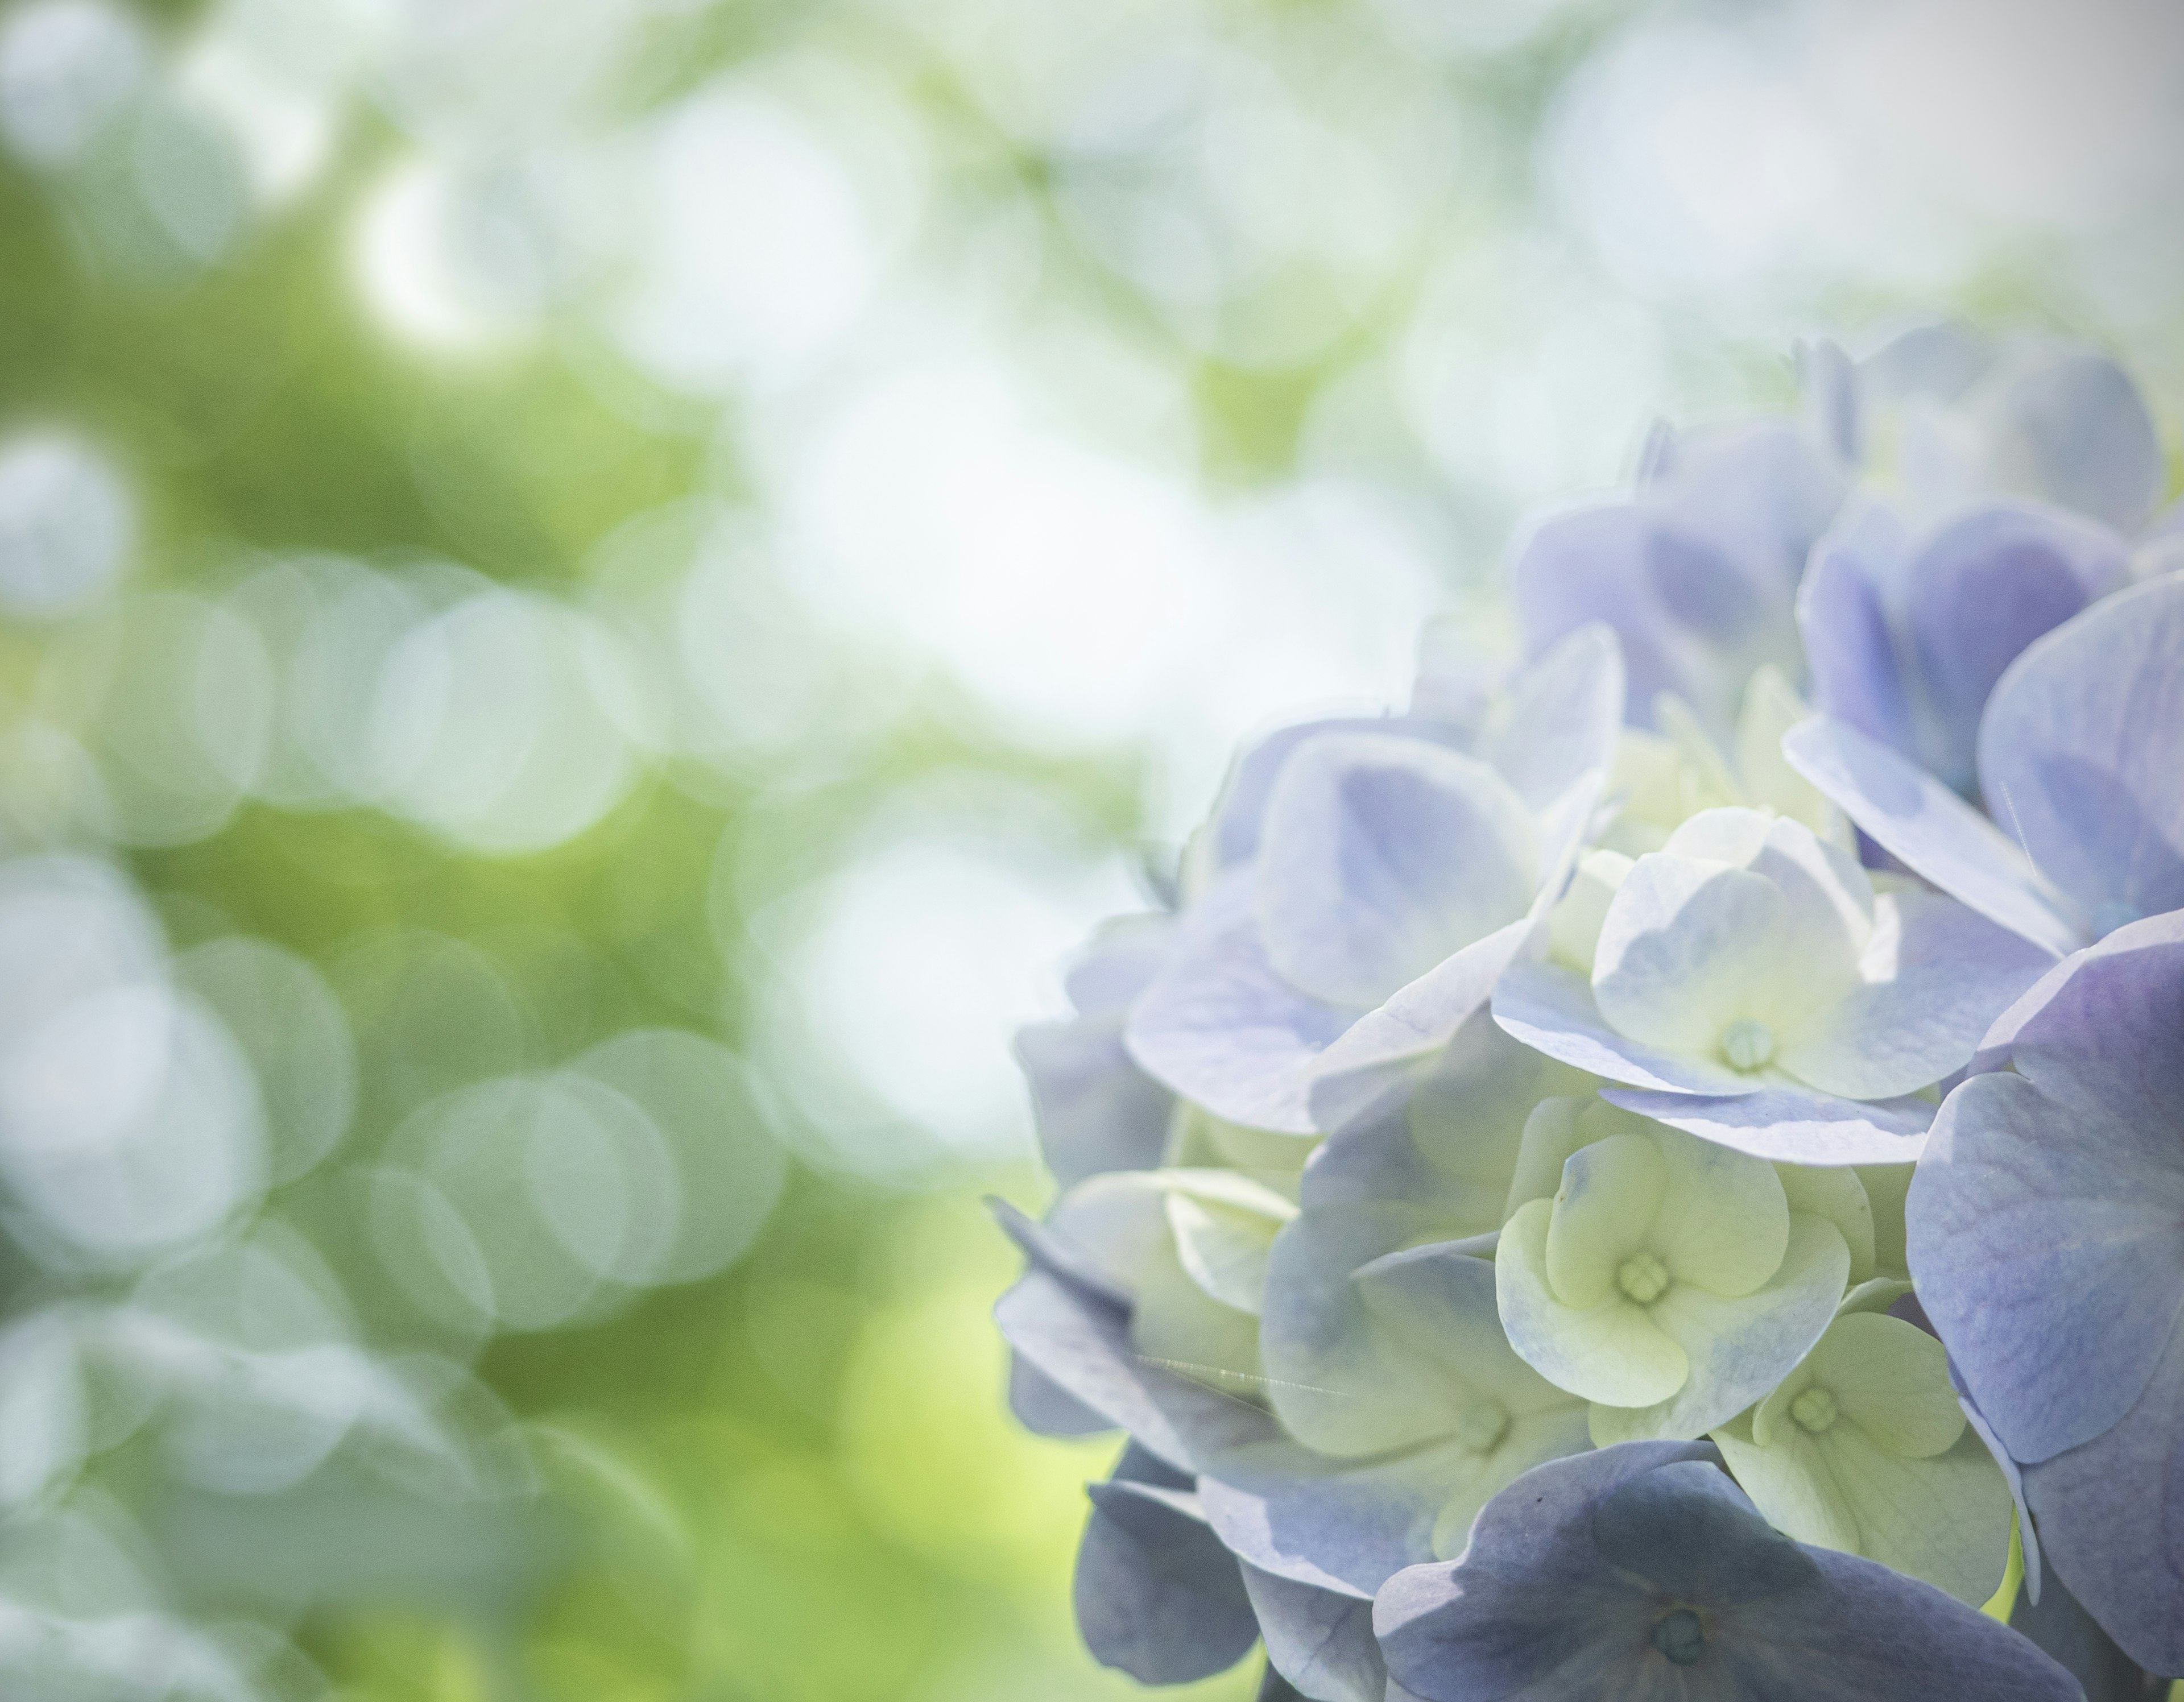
[1809,1423,2013,1606]
[1592,1214,1849,1442]
[1648,1126,1789,1298]
[1495,1199,1688,1407]
[1129,1238,1263,1394]
[1715,1417,1860,1552]
[1775,1162,1876,1285]
[1809,1311,1965,1459]
[1502,1096,1643,1221]
[1164,1190,1283,1314]
[1428,1401,1594,1560]
[1545,1133,1668,1308]
[1857,1161,1915,1279]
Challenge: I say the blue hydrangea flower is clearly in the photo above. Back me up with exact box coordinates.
[1125,627,1620,1135]
[1906,910,2184,1673]
[1851,324,2165,536]
[1513,421,1847,739]
[1374,1442,2077,1701]
[1796,496,2130,793]
[1788,573,2184,959]
[1491,806,2048,1162]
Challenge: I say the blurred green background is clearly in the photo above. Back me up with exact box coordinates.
[0,1,2177,1697]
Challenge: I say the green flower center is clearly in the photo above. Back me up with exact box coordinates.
[1791,1386,1839,1434]
[1651,1608,1705,1666]
[1616,1252,1670,1305]
[1719,1018,1774,1072]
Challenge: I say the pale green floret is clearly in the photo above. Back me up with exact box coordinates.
[1719,1017,1776,1072]
[1713,1306,2013,1606]
[1495,1113,1850,1442]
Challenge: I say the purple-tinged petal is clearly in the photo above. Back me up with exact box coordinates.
[1198,1439,1456,1597]
[1649,417,1850,596]
[1904,501,2129,790]
[1908,914,2184,1464]
[1064,913,1177,1015]
[1304,772,1601,1132]
[1492,957,1745,1094]
[1010,1351,1112,1438]
[1239,1563,1386,1702]
[1952,1382,2040,1606]
[1776,889,2051,1100]
[2009,1562,2165,1702]
[2024,1320,2184,1675]
[1783,716,2083,956]
[1978,345,2164,536]
[1724,1546,2078,1700]
[1798,504,1918,761]
[1376,1443,2077,1702]
[1255,733,1538,1011]
[1978,573,2184,933]
[1209,716,1471,873]
[1126,873,1356,1135]
[1015,1019,1172,1188]
[1077,1450,1258,1683]
[1303,918,1532,1132]
[1480,623,1624,814]
[1600,1084,1930,1166]
[1372,1442,1721,1701]
[1513,503,1697,733]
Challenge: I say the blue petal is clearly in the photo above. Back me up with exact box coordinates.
[1727,1547,2079,1700]
[1977,573,2184,934]
[1077,1451,1259,1683]
[1491,957,1734,1094]
[1798,503,1918,763]
[1010,1351,1114,1438]
[1376,1442,2078,1702]
[1904,502,2128,790]
[2022,1319,2184,1676]
[1978,345,2164,535]
[1782,716,2083,956]
[1908,914,2184,1464]
[2007,1562,2164,1702]
[1199,1439,1458,1596]
[1591,1459,1821,1602]
[1210,716,1471,873]
[1126,872,1356,1134]
[1239,1563,1387,1702]
[1599,1084,1930,1165]
[1372,1443,1719,1701]
[1255,732,1538,1010]
[1515,503,1699,732]
[1015,1019,1172,1188]
[1951,1381,2039,1606]
[1648,417,1847,599]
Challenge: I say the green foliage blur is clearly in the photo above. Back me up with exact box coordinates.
[0,9,1207,1697]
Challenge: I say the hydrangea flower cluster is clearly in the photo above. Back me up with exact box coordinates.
[1000,322,2182,1699]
